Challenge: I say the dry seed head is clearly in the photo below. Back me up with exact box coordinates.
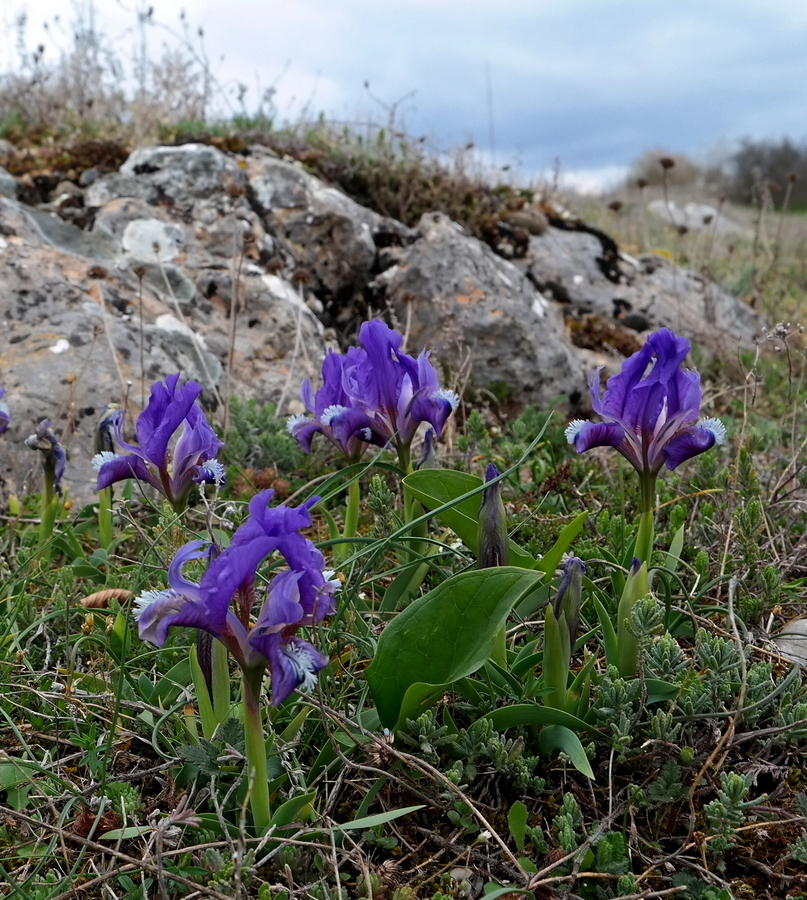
[636,178,648,189]
[659,157,675,170]
[607,200,623,212]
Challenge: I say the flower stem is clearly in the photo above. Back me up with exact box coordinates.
[242,670,272,833]
[635,476,656,566]
[342,477,361,547]
[98,487,113,551]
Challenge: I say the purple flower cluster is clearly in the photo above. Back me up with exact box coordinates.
[565,328,725,475]
[288,320,458,464]
[135,489,338,705]
[93,374,224,510]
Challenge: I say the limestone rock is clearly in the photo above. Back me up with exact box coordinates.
[245,148,413,312]
[520,224,762,355]
[371,212,586,408]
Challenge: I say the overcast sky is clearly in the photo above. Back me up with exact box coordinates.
[4,0,807,191]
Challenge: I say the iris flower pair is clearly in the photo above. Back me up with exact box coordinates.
[134,488,337,705]
[288,320,458,469]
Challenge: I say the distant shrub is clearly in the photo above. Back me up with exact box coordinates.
[727,137,807,209]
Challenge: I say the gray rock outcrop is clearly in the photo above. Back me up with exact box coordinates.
[0,140,765,502]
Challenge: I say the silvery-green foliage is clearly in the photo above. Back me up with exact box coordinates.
[703,772,765,861]
[400,711,455,764]
[676,678,715,717]
[629,596,664,653]
[772,692,807,745]
[594,666,642,757]
[694,548,710,580]
[648,709,681,744]
[739,661,776,724]
[453,718,545,792]
[787,829,807,863]
[646,632,689,681]
[553,792,583,853]
[759,564,782,605]
[696,631,742,702]
[368,473,399,538]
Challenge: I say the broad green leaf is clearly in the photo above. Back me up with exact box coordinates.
[100,825,156,840]
[645,678,679,703]
[403,470,538,569]
[482,704,597,733]
[395,682,453,730]
[663,524,686,574]
[538,724,595,779]
[337,804,425,831]
[367,567,543,729]
[270,791,317,828]
[482,886,535,900]
[508,800,529,853]
[278,706,311,743]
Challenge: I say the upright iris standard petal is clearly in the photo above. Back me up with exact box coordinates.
[93,374,223,510]
[567,328,724,476]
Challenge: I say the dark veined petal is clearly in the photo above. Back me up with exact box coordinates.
[287,415,323,454]
[95,453,161,492]
[266,634,329,705]
[251,570,305,642]
[328,405,392,449]
[198,490,319,629]
[174,412,223,480]
[662,426,716,470]
[566,420,626,454]
[406,390,458,443]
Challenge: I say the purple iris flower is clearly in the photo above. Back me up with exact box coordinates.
[287,348,371,462]
[565,328,725,475]
[134,489,338,705]
[0,387,9,436]
[93,374,224,511]
[288,320,458,466]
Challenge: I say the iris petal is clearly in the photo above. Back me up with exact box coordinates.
[662,427,716,470]
[572,421,626,453]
